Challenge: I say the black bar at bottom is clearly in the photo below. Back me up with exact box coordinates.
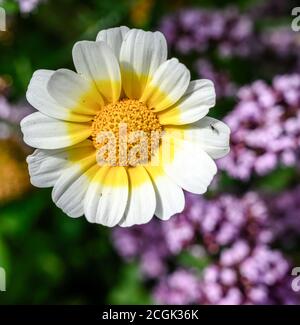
[0,305,299,322]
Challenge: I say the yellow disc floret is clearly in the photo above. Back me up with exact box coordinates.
[91,99,162,166]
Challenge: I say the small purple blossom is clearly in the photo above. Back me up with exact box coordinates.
[17,0,44,13]
[153,269,202,305]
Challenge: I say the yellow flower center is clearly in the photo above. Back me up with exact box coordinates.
[91,99,163,166]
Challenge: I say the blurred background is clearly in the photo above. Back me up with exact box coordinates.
[1,0,300,304]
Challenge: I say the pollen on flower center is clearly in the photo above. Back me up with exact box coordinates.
[91,99,163,166]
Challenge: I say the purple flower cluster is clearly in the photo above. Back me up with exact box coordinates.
[113,192,273,277]
[152,242,298,305]
[113,190,300,304]
[162,192,272,254]
[199,242,297,305]
[159,8,257,58]
[198,192,272,252]
[219,74,300,180]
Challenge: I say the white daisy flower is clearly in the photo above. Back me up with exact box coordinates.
[21,26,230,227]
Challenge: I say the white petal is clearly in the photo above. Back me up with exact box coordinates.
[119,166,156,227]
[141,58,190,111]
[52,156,98,218]
[119,29,167,99]
[162,136,217,194]
[26,140,95,188]
[26,70,93,122]
[145,166,185,220]
[72,41,121,102]
[96,26,129,58]
[21,112,91,149]
[84,166,128,227]
[158,79,216,125]
[48,69,103,115]
[27,149,67,188]
[166,117,231,159]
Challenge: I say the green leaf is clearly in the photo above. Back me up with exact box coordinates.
[255,166,296,192]
[108,263,152,305]
[177,250,211,272]
[0,189,49,237]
